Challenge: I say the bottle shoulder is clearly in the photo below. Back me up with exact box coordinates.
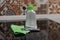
[27,10,35,13]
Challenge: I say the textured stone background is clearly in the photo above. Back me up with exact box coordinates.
[0,20,60,40]
[0,0,60,15]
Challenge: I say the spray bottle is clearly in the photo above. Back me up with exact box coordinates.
[25,5,39,31]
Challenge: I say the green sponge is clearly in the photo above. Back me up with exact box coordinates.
[28,5,34,10]
[11,24,30,34]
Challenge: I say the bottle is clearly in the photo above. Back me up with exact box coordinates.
[25,5,38,30]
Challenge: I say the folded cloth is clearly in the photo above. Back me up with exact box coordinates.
[11,24,30,34]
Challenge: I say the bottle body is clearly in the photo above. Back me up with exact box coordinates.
[26,10,37,30]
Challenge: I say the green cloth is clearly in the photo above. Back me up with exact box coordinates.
[11,24,30,34]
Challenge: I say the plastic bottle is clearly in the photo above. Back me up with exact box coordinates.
[25,5,38,30]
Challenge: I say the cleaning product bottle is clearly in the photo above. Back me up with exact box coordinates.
[25,5,38,30]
